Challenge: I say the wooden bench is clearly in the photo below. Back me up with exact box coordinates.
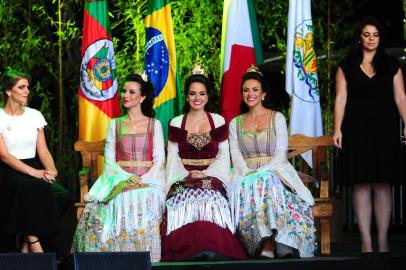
[288,134,335,255]
[74,134,334,255]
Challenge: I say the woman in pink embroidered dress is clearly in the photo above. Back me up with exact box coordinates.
[161,66,247,261]
[72,74,166,262]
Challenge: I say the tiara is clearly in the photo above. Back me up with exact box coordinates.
[190,62,206,76]
[140,70,148,82]
[246,64,263,76]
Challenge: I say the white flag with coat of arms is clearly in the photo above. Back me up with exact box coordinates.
[285,0,323,167]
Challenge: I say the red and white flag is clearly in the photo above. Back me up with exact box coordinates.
[220,0,263,123]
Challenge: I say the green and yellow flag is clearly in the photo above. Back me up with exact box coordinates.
[144,0,182,140]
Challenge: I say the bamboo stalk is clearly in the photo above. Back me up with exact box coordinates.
[57,0,63,174]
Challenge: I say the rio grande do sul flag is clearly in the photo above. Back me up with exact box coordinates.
[78,0,120,141]
[285,0,323,166]
[144,0,182,139]
[220,0,263,123]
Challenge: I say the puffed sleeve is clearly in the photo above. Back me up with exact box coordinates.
[140,119,166,190]
[202,114,231,185]
[229,117,251,177]
[166,116,189,190]
[104,119,116,163]
[31,108,47,129]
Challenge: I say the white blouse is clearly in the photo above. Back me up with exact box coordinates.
[0,107,47,159]
[166,113,231,190]
[104,118,166,189]
[229,112,314,205]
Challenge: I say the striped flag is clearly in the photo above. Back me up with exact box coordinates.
[285,0,323,166]
[78,0,120,141]
[144,0,182,139]
[220,0,263,123]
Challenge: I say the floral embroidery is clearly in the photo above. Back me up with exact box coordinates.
[187,132,211,150]
[201,179,212,189]
[234,171,316,256]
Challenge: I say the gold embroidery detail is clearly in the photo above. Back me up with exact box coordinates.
[187,132,211,150]
[117,160,153,168]
[244,156,272,164]
[181,158,214,166]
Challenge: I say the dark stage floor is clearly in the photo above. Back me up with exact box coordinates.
[54,228,406,270]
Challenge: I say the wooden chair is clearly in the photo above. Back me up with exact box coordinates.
[74,140,105,220]
[288,134,335,255]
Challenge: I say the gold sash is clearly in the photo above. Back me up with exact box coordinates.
[117,160,153,168]
[181,158,215,166]
[244,156,272,164]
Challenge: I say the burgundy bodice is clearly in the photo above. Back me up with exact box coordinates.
[168,112,228,171]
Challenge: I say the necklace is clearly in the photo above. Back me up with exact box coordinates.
[3,108,24,131]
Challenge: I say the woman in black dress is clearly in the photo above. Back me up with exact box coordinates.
[333,17,406,256]
[0,68,71,253]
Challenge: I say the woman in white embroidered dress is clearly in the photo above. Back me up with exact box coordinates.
[229,66,316,258]
[0,68,71,253]
[72,74,165,262]
[161,66,247,261]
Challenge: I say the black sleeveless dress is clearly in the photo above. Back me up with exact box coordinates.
[336,56,404,185]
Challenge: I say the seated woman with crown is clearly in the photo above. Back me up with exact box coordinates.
[160,64,247,261]
[71,73,166,262]
[228,66,316,259]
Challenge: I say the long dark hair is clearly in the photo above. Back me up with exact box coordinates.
[240,71,289,114]
[124,74,156,117]
[0,68,30,103]
[182,74,214,113]
[345,16,388,74]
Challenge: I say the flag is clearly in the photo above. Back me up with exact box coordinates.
[145,0,182,139]
[285,0,323,167]
[220,0,263,123]
[78,0,120,141]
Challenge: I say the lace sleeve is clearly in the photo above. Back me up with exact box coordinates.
[229,118,251,176]
[166,117,189,190]
[104,119,116,163]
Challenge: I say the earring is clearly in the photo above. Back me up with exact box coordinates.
[261,96,265,101]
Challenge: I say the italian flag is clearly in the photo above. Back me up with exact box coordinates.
[220,0,263,123]
[78,0,120,141]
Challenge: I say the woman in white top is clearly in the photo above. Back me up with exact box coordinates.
[0,68,71,253]
[72,73,166,262]
[229,66,316,258]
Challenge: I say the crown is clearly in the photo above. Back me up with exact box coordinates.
[139,70,148,82]
[246,64,263,76]
[190,62,206,76]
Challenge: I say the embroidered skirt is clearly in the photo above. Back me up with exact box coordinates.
[161,176,247,261]
[229,171,316,257]
[72,186,165,262]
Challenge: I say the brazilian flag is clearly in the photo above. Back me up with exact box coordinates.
[145,0,182,140]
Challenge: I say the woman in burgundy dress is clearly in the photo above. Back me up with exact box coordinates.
[161,65,247,261]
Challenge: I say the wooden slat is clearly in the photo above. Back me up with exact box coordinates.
[320,218,331,255]
[312,200,333,217]
[74,140,105,152]
[288,134,334,148]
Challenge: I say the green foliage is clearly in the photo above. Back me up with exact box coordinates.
[1,0,362,199]
[171,0,223,108]
[0,0,82,194]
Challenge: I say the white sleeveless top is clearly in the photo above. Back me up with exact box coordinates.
[0,107,47,159]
